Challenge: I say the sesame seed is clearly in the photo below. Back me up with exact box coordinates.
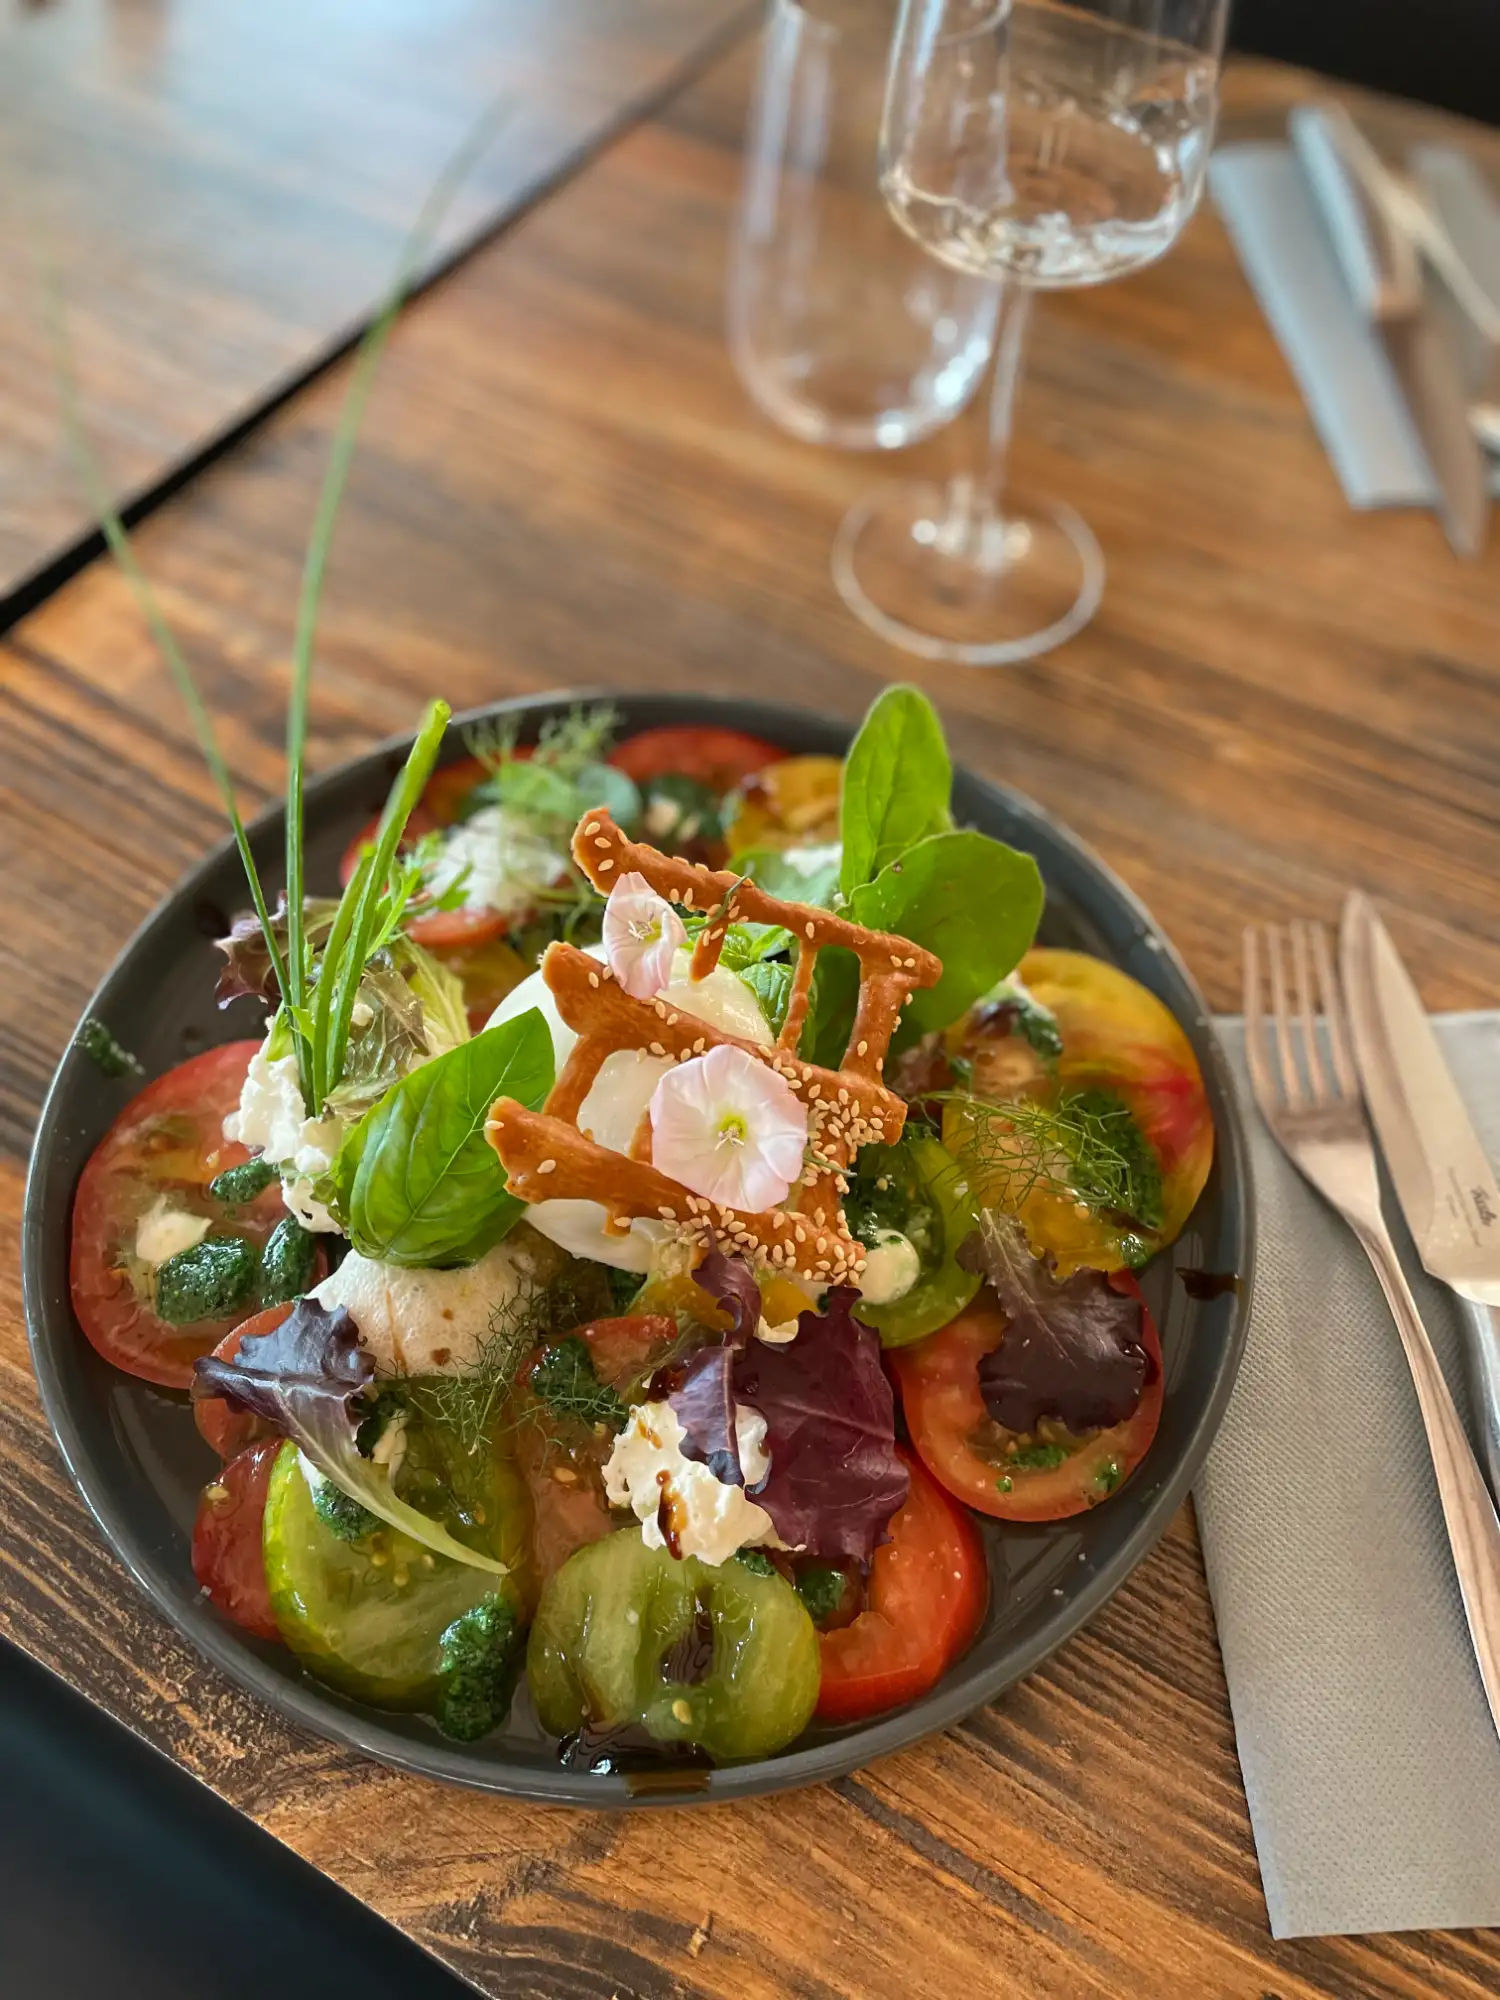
[584,820,600,836]
[598,859,615,873]
[537,1159,557,1175]
[588,971,600,988]
[649,1041,666,1056]
[856,1040,868,1058]
[805,922,817,938]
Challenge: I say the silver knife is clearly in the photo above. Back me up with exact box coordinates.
[1341,890,1500,1499]
[1292,102,1490,558]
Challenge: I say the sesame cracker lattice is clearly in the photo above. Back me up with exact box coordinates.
[484,810,942,1286]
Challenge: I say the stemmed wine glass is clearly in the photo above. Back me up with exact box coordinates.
[834,0,1230,665]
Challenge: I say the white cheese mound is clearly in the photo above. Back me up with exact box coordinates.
[223,1043,343,1233]
[425,804,566,921]
[857,1228,922,1307]
[134,1197,211,1270]
[310,1235,550,1377]
[604,1399,786,1566]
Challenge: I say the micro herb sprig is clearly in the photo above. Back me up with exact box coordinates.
[42,99,511,1117]
[941,1089,1163,1230]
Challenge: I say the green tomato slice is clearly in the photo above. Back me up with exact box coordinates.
[527,1531,820,1764]
[850,1135,980,1348]
[263,1440,512,1708]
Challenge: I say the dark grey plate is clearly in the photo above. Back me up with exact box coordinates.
[23,690,1252,1807]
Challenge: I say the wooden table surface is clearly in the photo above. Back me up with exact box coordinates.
[4,23,1500,1998]
[0,0,748,621]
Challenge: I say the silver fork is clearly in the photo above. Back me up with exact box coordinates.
[1244,919,1500,1736]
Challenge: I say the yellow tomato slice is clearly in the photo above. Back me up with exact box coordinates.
[943,948,1213,1274]
[725,754,842,852]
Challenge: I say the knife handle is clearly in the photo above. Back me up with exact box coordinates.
[1291,102,1421,320]
[1356,1220,1500,1737]
[1457,1294,1500,1505]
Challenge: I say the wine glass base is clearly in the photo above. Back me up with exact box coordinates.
[832,479,1104,666]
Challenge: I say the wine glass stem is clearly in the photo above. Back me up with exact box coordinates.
[979,279,1032,516]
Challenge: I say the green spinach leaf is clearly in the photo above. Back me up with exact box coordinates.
[839,686,951,899]
[849,830,1043,1048]
[334,1009,554,1268]
[734,843,842,909]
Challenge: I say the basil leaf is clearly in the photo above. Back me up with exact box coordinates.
[849,830,1043,1048]
[334,1009,554,1268]
[739,958,794,1035]
[800,946,862,1070]
[734,842,842,909]
[839,687,951,899]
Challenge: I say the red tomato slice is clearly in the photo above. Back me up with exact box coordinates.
[510,1313,677,1580]
[816,1450,986,1723]
[194,1304,291,1459]
[894,1280,1164,1523]
[608,724,785,793]
[191,1437,281,1641]
[69,1043,290,1390]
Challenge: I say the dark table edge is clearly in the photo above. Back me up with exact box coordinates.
[0,0,760,637]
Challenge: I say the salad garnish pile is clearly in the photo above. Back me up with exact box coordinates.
[70,686,1216,1765]
[57,241,1214,1770]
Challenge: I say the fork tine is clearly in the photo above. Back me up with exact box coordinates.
[1242,924,1280,1111]
[1309,921,1359,1098]
[1266,924,1305,1109]
[1292,920,1328,1104]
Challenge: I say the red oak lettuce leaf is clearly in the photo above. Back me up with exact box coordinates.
[214,895,339,1008]
[962,1213,1152,1434]
[192,1296,506,1575]
[662,1344,742,1487]
[193,1296,372,1427]
[731,1289,908,1565]
[692,1248,762,1345]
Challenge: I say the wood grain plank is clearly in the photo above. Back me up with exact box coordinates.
[3,38,1500,1999]
[0,0,751,612]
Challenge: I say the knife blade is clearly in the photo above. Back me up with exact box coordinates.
[1341,890,1500,1498]
[1292,103,1490,558]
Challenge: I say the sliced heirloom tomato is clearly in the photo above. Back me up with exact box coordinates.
[816,1450,985,1723]
[191,1437,281,1641]
[724,753,842,853]
[260,1437,519,1708]
[508,1313,679,1581]
[529,1529,821,1764]
[894,1279,1163,1523]
[70,1043,292,1389]
[945,947,1214,1274]
[608,724,785,793]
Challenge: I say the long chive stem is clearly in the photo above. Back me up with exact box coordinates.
[310,846,374,1107]
[324,699,451,1094]
[42,280,295,1042]
[282,98,511,1104]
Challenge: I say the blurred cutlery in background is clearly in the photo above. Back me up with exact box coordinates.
[1291,102,1490,556]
